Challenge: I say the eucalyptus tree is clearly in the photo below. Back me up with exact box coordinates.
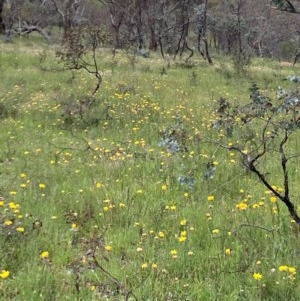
[1,0,57,41]
[0,0,4,33]
[270,0,300,63]
[194,0,213,63]
[271,0,300,13]
[211,84,300,224]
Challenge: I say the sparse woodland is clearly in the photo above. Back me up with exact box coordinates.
[1,0,300,300]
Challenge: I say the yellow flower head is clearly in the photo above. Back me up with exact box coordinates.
[212,228,220,234]
[170,249,177,256]
[10,202,20,210]
[207,195,215,201]
[180,219,187,226]
[40,251,49,259]
[105,245,112,251]
[16,227,24,233]
[225,248,232,255]
[158,231,165,238]
[4,220,13,226]
[236,202,248,210]
[289,267,296,274]
[253,272,263,280]
[180,230,187,237]
[178,236,187,242]
[96,182,102,188]
[279,265,289,272]
[0,270,10,279]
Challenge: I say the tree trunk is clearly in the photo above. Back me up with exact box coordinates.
[0,0,5,33]
[149,25,157,51]
[203,37,213,64]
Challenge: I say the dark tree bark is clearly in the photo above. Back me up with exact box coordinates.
[146,2,158,51]
[271,0,300,13]
[173,0,194,62]
[0,0,5,33]
[195,0,213,64]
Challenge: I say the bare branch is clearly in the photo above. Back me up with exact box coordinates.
[231,223,275,234]
[91,252,138,301]
[271,0,300,13]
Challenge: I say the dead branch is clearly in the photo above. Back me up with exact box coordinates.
[91,252,138,301]
[208,114,300,224]
[231,223,275,234]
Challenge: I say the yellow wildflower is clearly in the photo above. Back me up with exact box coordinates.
[161,184,167,190]
[225,248,232,255]
[207,195,215,201]
[158,231,165,238]
[9,202,19,209]
[279,265,289,272]
[0,270,10,279]
[180,230,187,237]
[71,223,78,230]
[40,251,49,259]
[180,219,187,226]
[253,272,263,280]
[178,232,187,242]
[289,267,296,274]
[105,245,112,251]
[4,220,13,226]
[170,249,177,258]
[16,227,24,233]
[96,182,102,188]
[236,202,248,210]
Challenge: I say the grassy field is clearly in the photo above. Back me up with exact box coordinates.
[1,39,300,300]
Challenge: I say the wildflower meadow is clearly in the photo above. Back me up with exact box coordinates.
[1,40,300,300]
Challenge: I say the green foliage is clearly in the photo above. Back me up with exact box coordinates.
[1,41,300,300]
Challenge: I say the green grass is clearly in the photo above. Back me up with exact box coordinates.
[1,40,300,300]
